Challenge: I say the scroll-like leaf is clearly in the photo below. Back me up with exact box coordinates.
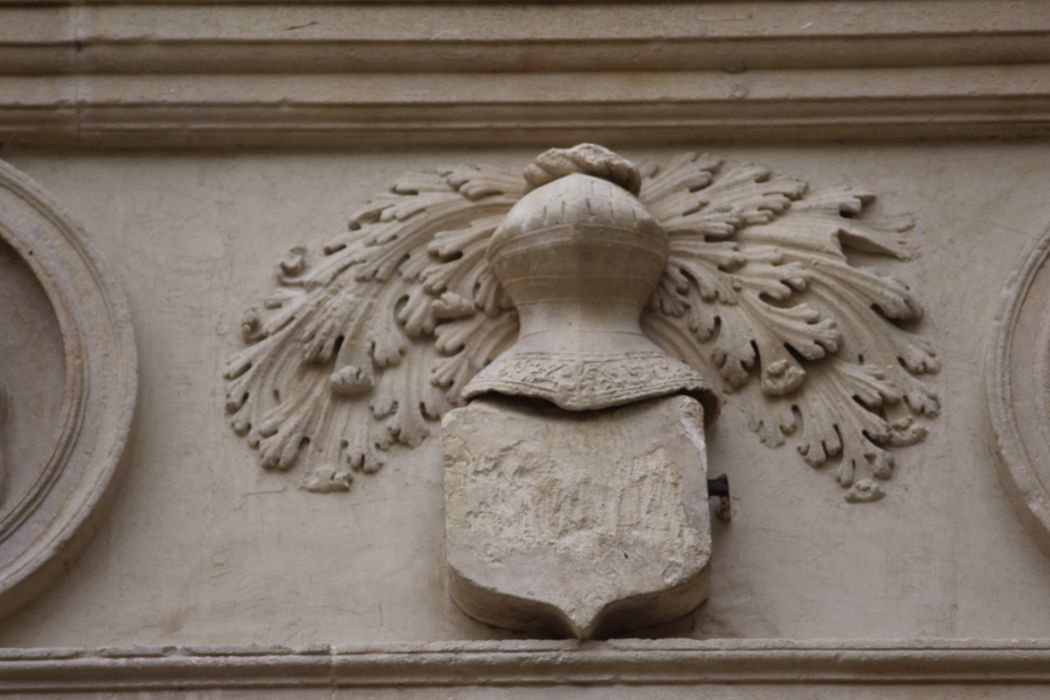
[643,154,938,501]
[223,166,523,492]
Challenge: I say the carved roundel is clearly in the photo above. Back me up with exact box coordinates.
[0,160,137,616]
[988,222,1050,556]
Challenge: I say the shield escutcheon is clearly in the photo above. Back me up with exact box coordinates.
[443,394,711,639]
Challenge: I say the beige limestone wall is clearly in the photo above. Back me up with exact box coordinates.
[0,142,1049,648]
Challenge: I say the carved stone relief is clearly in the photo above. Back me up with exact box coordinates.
[225,143,939,637]
[988,222,1050,556]
[444,394,712,638]
[438,152,722,635]
[0,160,137,617]
[226,145,938,503]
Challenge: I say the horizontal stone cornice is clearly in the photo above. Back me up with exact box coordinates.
[4,640,1050,692]
[3,2,1050,74]
[0,1,1048,147]
[2,65,1050,147]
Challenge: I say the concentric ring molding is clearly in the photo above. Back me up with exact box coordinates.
[988,221,1050,557]
[0,159,137,616]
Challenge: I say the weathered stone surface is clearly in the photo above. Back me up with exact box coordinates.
[2,5,1050,695]
[2,145,1050,649]
[443,394,710,638]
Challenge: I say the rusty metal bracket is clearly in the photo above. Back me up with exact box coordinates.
[707,474,731,522]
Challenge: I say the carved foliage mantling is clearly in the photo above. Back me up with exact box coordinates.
[639,154,939,501]
[224,151,939,501]
[224,165,523,489]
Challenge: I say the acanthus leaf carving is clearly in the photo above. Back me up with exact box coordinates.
[223,165,522,491]
[641,153,939,502]
[224,146,939,502]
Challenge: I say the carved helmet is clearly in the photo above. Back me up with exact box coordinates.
[463,144,718,419]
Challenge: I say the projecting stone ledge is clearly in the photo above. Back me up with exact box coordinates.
[442,394,711,639]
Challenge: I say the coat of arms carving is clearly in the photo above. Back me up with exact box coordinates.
[224,144,939,636]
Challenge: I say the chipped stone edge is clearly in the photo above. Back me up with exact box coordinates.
[3,640,1050,691]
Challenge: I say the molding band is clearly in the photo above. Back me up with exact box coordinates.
[4,640,1050,691]
[0,2,1049,146]
[3,2,1050,75]
[2,67,1050,147]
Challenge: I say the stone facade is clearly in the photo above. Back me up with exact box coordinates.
[2,1,1050,696]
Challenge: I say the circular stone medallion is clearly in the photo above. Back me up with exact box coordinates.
[0,160,136,616]
[989,222,1050,557]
